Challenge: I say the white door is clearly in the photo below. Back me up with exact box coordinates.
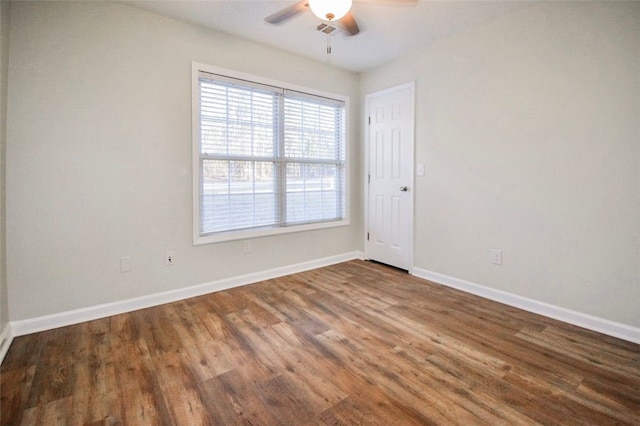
[365,83,414,271]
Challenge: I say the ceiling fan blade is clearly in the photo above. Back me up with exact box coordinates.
[338,12,360,36]
[265,1,309,25]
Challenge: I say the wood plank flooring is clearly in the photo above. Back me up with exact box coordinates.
[1,260,639,425]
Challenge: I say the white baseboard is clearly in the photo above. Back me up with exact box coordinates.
[0,322,13,365]
[11,251,365,338]
[10,253,635,347]
[412,267,640,344]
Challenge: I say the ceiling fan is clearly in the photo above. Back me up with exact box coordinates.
[265,0,418,37]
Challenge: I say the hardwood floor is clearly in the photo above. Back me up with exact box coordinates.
[1,260,639,425]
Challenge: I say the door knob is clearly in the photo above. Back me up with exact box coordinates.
[400,186,408,192]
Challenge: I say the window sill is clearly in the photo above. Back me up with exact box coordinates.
[193,218,351,245]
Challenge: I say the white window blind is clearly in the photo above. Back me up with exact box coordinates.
[196,69,347,242]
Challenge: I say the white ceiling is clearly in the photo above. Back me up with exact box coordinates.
[122,0,533,72]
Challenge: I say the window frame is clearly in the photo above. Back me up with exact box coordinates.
[192,62,350,245]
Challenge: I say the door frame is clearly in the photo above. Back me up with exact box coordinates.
[364,81,416,273]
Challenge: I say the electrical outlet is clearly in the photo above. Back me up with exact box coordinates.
[243,240,251,254]
[165,250,175,266]
[491,249,503,265]
[120,257,132,273]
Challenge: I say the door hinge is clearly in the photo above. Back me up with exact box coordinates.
[368,116,371,125]
[368,174,370,184]
[367,232,370,241]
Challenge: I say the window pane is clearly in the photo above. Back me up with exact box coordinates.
[201,159,276,233]
[285,163,344,224]
[200,80,276,157]
[284,98,344,161]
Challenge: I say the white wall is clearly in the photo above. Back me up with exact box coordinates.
[362,1,640,327]
[0,1,10,335]
[6,1,362,321]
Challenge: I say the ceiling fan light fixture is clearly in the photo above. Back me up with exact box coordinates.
[309,0,352,21]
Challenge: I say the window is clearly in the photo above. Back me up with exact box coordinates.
[193,64,348,244]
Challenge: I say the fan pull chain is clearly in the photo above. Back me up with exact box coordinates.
[326,26,332,63]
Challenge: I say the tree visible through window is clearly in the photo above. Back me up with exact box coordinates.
[194,67,347,243]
